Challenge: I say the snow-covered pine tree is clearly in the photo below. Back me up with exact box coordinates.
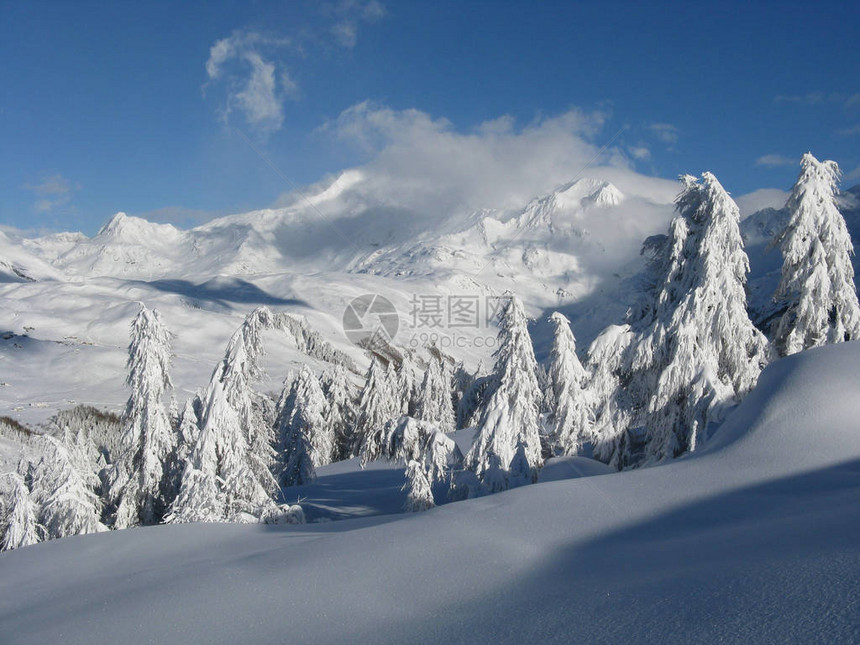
[380,416,462,511]
[320,365,357,461]
[585,324,636,469]
[594,173,768,466]
[277,366,332,488]
[465,295,543,484]
[175,395,202,472]
[451,361,474,416]
[545,312,591,456]
[167,308,279,523]
[414,351,455,433]
[356,358,398,466]
[456,361,492,430]
[395,354,419,417]
[111,304,176,528]
[30,436,107,538]
[1,472,42,550]
[773,153,860,355]
[402,460,434,512]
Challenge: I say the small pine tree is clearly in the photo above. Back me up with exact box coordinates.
[414,352,455,433]
[545,312,591,455]
[356,358,398,466]
[1,472,42,551]
[31,436,107,538]
[585,325,636,469]
[396,355,419,417]
[466,296,543,483]
[277,366,331,487]
[111,304,176,528]
[402,460,435,512]
[773,153,860,355]
[321,365,358,461]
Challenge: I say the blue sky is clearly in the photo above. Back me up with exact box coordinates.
[1,0,858,235]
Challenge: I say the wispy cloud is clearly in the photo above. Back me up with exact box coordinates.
[648,123,678,146]
[327,0,386,49]
[735,188,789,217]
[837,123,860,137]
[22,173,79,213]
[130,206,222,228]
[774,91,860,109]
[628,146,651,161]
[755,154,796,168]
[204,31,296,137]
[205,4,385,136]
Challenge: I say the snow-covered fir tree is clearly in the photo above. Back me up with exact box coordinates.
[1,472,42,551]
[175,394,202,472]
[456,361,492,430]
[277,366,332,487]
[414,351,455,433]
[585,325,636,469]
[591,173,768,466]
[402,460,434,512]
[30,436,107,538]
[395,355,419,417]
[380,416,462,511]
[356,358,399,466]
[545,312,591,456]
[466,295,543,484]
[773,153,860,355]
[451,361,474,417]
[111,304,176,528]
[320,365,357,461]
[167,308,279,523]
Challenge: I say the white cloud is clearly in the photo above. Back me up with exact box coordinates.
[735,188,790,218]
[22,173,79,213]
[204,31,295,136]
[131,206,221,228]
[295,102,678,221]
[204,5,385,134]
[328,0,386,49]
[774,92,826,106]
[755,154,796,168]
[648,123,678,146]
[628,146,651,161]
[837,123,860,137]
[774,92,860,109]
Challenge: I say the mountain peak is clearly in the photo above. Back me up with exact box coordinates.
[96,212,180,242]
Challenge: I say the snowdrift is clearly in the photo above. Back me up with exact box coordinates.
[1,342,859,643]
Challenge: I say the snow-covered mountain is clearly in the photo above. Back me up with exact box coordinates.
[1,171,858,429]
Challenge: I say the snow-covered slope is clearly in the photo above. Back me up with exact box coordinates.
[1,342,858,643]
